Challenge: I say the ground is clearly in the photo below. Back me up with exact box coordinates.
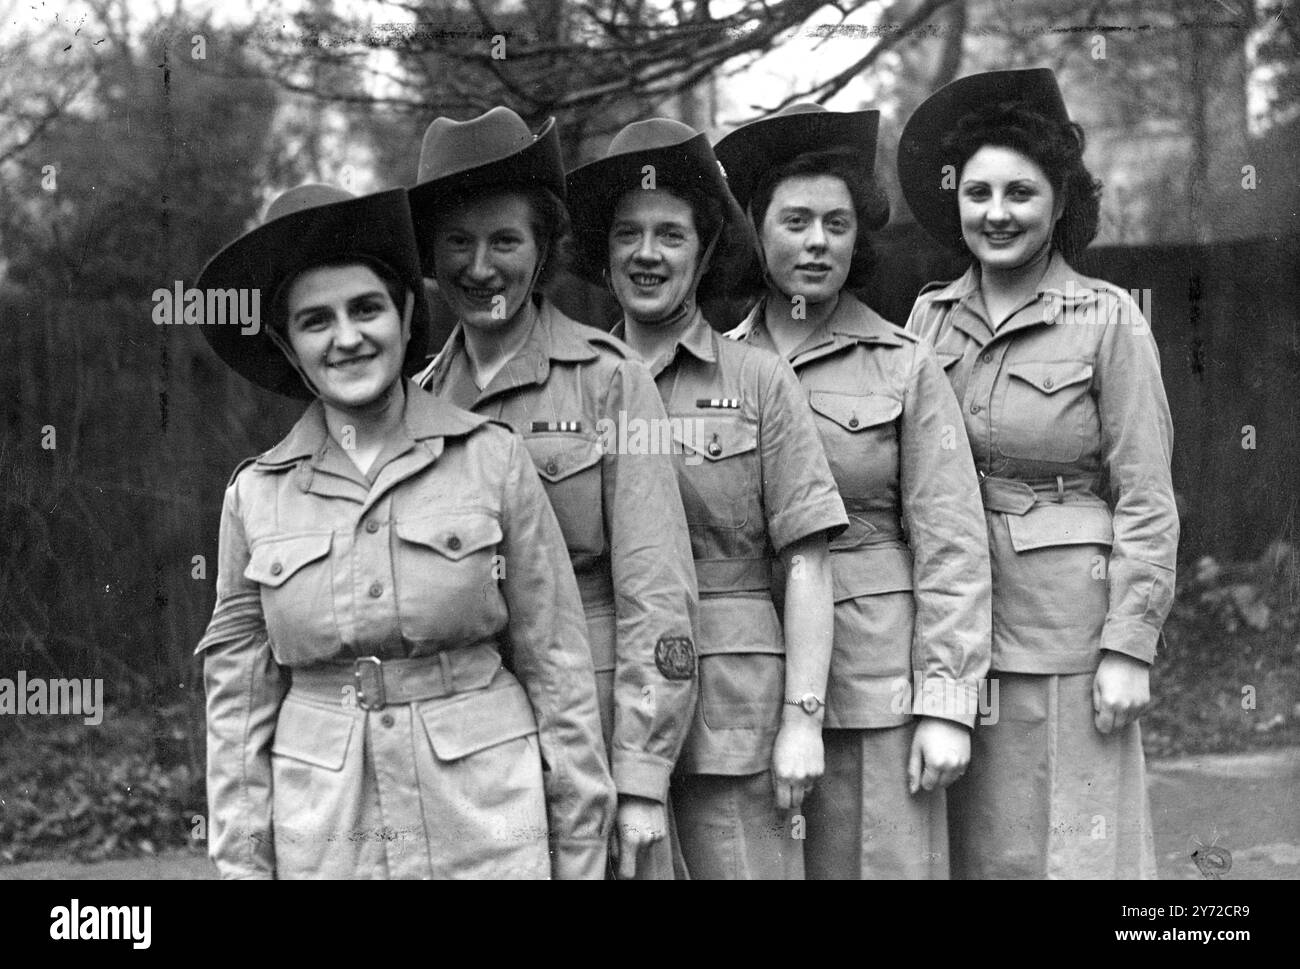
[3,746,1296,880]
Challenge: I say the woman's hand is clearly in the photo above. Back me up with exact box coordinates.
[610,795,666,879]
[1093,651,1151,734]
[907,717,971,794]
[771,714,825,811]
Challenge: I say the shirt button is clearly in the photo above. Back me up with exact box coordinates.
[1043,376,1055,389]
[970,403,982,415]
[545,460,558,476]
[365,520,379,534]
[369,582,383,598]
[447,535,462,551]
[380,713,395,728]
[848,416,860,428]
[981,352,993,364]
[270,562,283,576]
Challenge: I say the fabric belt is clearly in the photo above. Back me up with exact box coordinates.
[835,504,904,545]
[575,568,615,608]
[694,556,771,594]
[290,644,501,711]
[979,473,1101,516]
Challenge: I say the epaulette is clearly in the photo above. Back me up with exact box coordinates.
[226,454,262,489]
[889,324,922,345]
[917,278,955,297]
[582,327,635,359]
[414,354,441,389]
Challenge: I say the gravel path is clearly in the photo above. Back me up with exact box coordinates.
[3,746,1296,880]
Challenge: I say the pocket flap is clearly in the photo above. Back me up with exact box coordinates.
[935,350,962,371]
[395,513,501,560]
[524,434,602,482]
[808,391,902,431]
[272,697,355,770]
[420,681,538,761]
[697,597,784,656]
[1006,502,1114,552]
[675,416,758,462]
[831,545,914,601]
[245,532,332,587]
[1005,360,1093,395]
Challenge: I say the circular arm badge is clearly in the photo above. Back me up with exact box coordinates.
[654,636,696,681]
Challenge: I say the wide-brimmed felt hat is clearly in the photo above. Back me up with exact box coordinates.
[194,184,432,400]
[898,68,1069,249]
[565,118,754,308]
[713,102,884,225]
[409,107,565,274]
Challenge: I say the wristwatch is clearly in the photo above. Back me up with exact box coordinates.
[784,693,825,715]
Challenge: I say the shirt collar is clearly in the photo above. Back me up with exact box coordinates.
[925,251,1094,306]
[925,250,1097,339]
[923,264,980,304]
[612,307,718,370]
[732,292,903,357]
[423,296,595,398]
[537,300,602,362]
[825,292,905,345]
[675,308,719,363]
[258,379,485,467]
[1036,250,1102,309]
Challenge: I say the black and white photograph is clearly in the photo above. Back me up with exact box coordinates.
[0,0,1295,924]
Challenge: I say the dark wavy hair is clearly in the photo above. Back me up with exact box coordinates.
[271,256,407,337]
[420,183,573,292]
[743,147,890,296]
[941,101,1102,261]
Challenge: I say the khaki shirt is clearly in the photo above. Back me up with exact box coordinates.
[906,252,1179,673]
[197,383,614,878]
[729,292,991,728]
[418,300,699,803]
[615,309,848,775]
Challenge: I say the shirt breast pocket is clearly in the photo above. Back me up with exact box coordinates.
[996,359,1095,464]
[673,415,759,530]
[523,433,605,557]
[245,532,336,663]
[808,390,902,498]
[394,512,504,644]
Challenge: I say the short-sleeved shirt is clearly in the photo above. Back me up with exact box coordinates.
[418,300,698,803]
[906,251,1179,673]
[615,308,847,775]
[729,292,991,728]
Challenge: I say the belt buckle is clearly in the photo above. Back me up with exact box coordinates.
[354,656,386,711]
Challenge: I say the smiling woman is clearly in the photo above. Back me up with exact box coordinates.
[607,187,715,325]
[715,102,991,880]
[410,107,702,880]
[282,264,407,416]
[191,183,615,880]
[567,118,849,880]
[900,69,1179,881]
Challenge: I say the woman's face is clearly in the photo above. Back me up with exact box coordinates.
[285,263,408,409]
[430,191,541,332]
[759,174,856,307]
[958,144,1062,272]
[608,188,702,324]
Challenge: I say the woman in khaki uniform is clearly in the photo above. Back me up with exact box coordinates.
[407,108,699,879]
[195,184,614,879]
[567,119,848,880]
[899,69,1179,878]
[713,104,992,879]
